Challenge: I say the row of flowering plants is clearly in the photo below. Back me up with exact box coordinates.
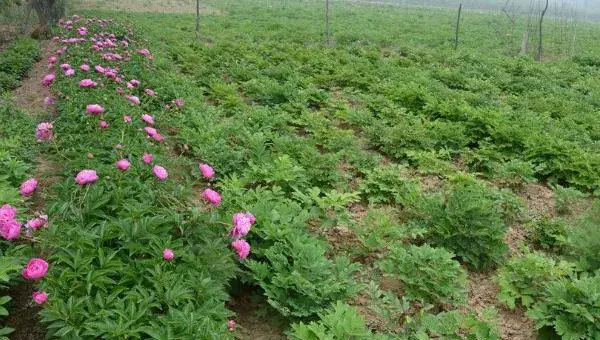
[0,16,261,338]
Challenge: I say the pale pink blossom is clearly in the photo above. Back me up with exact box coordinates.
[75,169,98,185]
[20,178,38,196]
[151,133,164,142]
[144,127,157,136]
[129,79,140,87]
[202,188,221,205]
[144,88,155,96]
[163,248,174,261]
[48,56,57,64]
[232,240,250,259]
[79,79,97,88]
[123,115,132,123]
[59,63,71,70]
[230,212,256,239]
[22,258,48,280]
[227,320,236,331]
[141,114,154,125]
[36,122,53,141]
[99,120,109,129]
[65,68,75,77]
[86,104,104,115]
[115,159,130,171]
[95,65,105,73]
[32,291,48,304]
[44,96,54,107]
[42,74,55,86]
[126,95,140,105]
[174,98,184,108]
[199,163,215,179]
[80,64,90,71]
[153,165,168,180]
[143,153,153,164]
[27,215,48,231]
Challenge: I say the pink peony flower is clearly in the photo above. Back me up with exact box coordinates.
[42,74,55,86]
[144,127,157,136]
[202,188,221,205]
[48,56,57,64]
[153,165,168,180]
[227,320,236,331]
[99,120,109,129]
[151,133,164,142]
[65,68,75,77]
[20,178,38,196]
[115,159,130,171]
[80,64,90,71]
[232,240,250,259]
[44,96,54,107]
[0,204,17,222]
[143,153,153,164]
[129,79,140,87]
[199,163,215,179]
[32,291,48,305]
[123,115,132,123]
[126,95,140,105]
[116,87,124,94]
[137,48,150,56]
[163,248,174,261]
[75,169,98,185]
[79,79,97,88]
[95,65,105,73]
[36,122,53,141]
[174,98,184,108]
[86,104,104,115]
[22,258,48,280]
[144,88,155,96]
[141,114,154,125]
[0,219,21,240]
[27,216,48,230]
[59,63,70,70]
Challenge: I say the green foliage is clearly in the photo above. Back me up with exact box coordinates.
[565,200,600,271]
[359,164,420,206]
[0,38,40,92]
[526,217,568,251]
[289,301,375,340]
[364,281,411,331]
[497,252,575,310]
[553,185,588,216]
[378,244,466,307]
[492,159,536,190]
[528,274,600,340]
[247,234,360,318]
[292,187,360,228]
[409,309,500,340]
[420,183,508,270]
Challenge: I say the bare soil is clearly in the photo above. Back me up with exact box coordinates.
[228,288,287,340]
[0,282,46,340]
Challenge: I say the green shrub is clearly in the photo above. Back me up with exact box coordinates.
[358,164,420,206]
[421,183,508,270]
[528,274,600,340]
[289,301,376,340]
[353,207,425,253]
[566,200,600,271]
[554,185,588,215]
[526,217,568,251]
[246,233,360,318]
[0,37,40,91]
[492,159,536,190]
[497,252,574,310]
[378,244,467,307]
[408,309,500,340]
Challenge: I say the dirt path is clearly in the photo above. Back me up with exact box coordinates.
[4,39,58,340]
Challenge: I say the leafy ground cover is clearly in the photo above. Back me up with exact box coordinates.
[1,0,599,339]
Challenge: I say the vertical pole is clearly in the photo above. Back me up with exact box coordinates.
[536,0,549,61]
[326,0,331,47]
[454,3,462,50]
[195,0,200,39]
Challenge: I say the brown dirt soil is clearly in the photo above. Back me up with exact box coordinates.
[228,288,286,340]
[0,282,46,340]
[504,223,528,256]
[467,272,536,340]
[12,40,56,117]
[519,183,555,217]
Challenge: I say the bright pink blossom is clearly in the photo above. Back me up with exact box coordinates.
[22,258,48,280]
[79,79,97,88]
[36,122,53,141]
[80,64,90,71]
[143,153,153,164]
[20,178,38,196]
[115,159,130,171]
[48,56,57,64]
[129,79,140,87]
[126,95,140,105]
[75,169,98,185]
[99,120,109,129]
[163,248,174,261]
[95,65,105,73]
[0,219,21,240]
[232,240,250,259]
[151,133,164,142]
[42,74,55,86]
[199,163,215,179]
[202,188,221,205]
[27,215,48,230]
[32,291,48,304]
[86,104,104,115]
[230,212,256,239]
[141,114,154,125]
[153,165,168,180]
[0,204,17,222]
[144,127,157,136]
[59,63,70,70]
[65,68,75,77]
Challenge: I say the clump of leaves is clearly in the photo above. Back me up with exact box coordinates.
[420,182,508,270]
[526,216,568,251]
[407,308,500,340]
[364,281,411,331]
[565,200,600,271]
[246,233,360,318]
[289,301,376,340]
[497,251,574,310]
[528,274,600,340]
[378,244,467,307]
[359,164,420,206]
[554,185,588,215]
